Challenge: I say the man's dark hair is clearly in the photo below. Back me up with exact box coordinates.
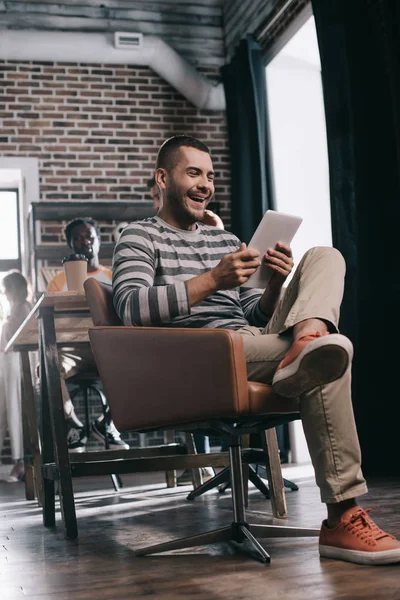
[146,176,156,189]
[156,135,210,171]
[64,217,101,247]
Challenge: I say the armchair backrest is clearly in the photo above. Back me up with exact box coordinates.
[84,278,122,326]
[88,326,250,431]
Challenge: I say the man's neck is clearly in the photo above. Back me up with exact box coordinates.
[158,209,197,231]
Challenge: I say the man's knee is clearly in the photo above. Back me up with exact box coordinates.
[303,246,345,269]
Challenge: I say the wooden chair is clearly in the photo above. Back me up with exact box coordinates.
[86,279,319,563]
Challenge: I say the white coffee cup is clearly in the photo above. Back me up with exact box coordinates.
[62,254,88,292]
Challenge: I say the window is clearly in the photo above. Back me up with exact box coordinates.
[266,16,332,277]
[0,189,21,273]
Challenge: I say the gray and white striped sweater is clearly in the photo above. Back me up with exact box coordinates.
[112,216,269,330]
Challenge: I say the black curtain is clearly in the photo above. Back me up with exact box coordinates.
[221,34,274,243]
[313,0,400,475]
[222,36,290,460]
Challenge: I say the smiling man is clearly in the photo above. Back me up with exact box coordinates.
[112,135,400,566]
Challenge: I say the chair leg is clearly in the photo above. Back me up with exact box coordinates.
[262,428,287,518]
[165,430,177,488]
[135,436,319,563]
[248,466,270,498]
[110,473,122,491]
[90,384,124,491]
[184,432,203,489]
[187,467,230,500]
[241,434,249,507]
[83,385,90,439]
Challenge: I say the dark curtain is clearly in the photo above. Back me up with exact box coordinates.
[221,34,274,243]
[313,0,400,475]
[222,36,290,460]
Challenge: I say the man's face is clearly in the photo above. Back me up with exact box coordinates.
[158,146,215,226]
[70,223,100,260]
[151,183,161,209]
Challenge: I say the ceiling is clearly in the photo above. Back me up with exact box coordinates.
[0,0,225,66]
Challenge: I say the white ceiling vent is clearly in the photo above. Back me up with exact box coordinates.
[114,32,143,50]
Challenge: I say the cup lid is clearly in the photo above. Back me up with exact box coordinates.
[62,253,88,264]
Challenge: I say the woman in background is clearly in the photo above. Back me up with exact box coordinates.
[0,270,31,482]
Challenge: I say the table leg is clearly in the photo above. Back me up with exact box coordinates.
[21,397,35,500]
[39,332,56,528]
[40,307,78,540]
[20,351,44,506]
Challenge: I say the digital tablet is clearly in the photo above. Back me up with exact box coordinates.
[241,209,303,288]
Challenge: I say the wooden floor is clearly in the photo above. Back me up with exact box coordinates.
[0,467,399,600]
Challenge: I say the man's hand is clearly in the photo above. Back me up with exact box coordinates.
[263,241,294,286]
[257,242,294,318]
[211,243,261,290]
[202,209,224,230]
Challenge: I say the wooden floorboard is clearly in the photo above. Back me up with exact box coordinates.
[0,469,399,599]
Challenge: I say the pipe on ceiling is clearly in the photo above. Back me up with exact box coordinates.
[0,30,226,111]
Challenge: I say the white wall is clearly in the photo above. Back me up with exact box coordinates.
[266,16,331,463]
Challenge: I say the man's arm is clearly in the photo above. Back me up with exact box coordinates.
[240,242,294,324]
[112,223,190,326]
[258,242,294,317]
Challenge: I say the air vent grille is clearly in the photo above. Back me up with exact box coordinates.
[114,32,143,50]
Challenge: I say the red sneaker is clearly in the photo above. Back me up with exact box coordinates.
[272,332,353,397]
[319,507,400,565]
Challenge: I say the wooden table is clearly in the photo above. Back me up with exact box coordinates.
[5,292,94,525]
[6,292,231,540]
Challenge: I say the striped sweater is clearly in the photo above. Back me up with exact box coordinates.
[112,216,269,330]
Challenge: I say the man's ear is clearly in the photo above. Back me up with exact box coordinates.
[156,168,167,189]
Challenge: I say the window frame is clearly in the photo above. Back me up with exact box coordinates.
[0,187,22,272]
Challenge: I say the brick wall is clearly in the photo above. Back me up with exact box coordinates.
[0,59,230,464]
[0,61,230,218]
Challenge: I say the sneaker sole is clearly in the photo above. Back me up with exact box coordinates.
[68,446,86,453]
[272,334,353,398]
[319,544,400,565]
[91,427,129,450]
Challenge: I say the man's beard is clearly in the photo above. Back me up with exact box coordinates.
[165,182,211,225]
[165,184,198,224]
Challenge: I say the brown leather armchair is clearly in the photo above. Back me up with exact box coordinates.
[85,278,319,563]
[84,278,221,490]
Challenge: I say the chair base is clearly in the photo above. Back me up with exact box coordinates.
[187,465,298,501]
[135,438,319,564]
[135,522,319,564]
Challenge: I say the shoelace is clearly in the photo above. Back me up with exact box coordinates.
[105,420,122,439]
[67,428,83,443]
[346,508,394,546]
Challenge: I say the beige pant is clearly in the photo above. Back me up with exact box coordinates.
[240,246,367,504]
